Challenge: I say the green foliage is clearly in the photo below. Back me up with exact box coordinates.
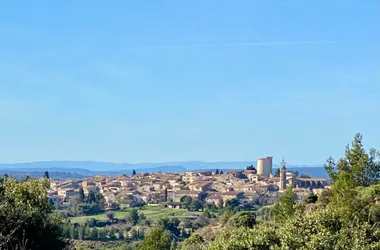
[0,177,67,249]
[227,211,256,228]
[180,196,193,210]
[157,217,180,237]
[90,227,98,240]
[189,200,203,211]
[246,165,256,171]
[138,227,172,250]
[125,209,140,226]
[274,168,280,177]
[325,133,380,187]
[305,193,318,204]
[207,224,279,250]
[182,233,206,250]
[225,198,239,209]
[272,186,297,223]
[204,134,380,250]
[79,187,85,203]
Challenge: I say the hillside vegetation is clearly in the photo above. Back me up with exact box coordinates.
[1,133,379,250]
[181,133,380,250]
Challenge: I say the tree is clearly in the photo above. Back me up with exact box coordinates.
[246,165,256,171]
[158,217,180,237]
[198,192,208,201]
[70,225,79,239]
[139,213,147,223]
[180,195,193,210]
[220,171,224,174]
[227,211,256,228]
[86,191,96,204]
[236,192,245,200]
[138,227,172,250]
[300,173,311,178]
[274,168,280,177]
[125,209,139,226]
[189,200,203,211]
[225,198,240,209]
[0,177,67,249]
[215,169,219,174]
[3,173,8,179]
[78,187,85,203]
[272,186,298,223]
[90,227,98,240]
[108,230,117,240]
[325,133,380,187]
[78,224,86,240]
[305,193,318,204]
[98,229,108,239]
[44,170,50,179]
[132,169,137,176]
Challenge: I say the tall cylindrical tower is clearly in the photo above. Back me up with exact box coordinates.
[257,156,273,178]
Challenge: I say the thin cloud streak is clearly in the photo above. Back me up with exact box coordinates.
[144,40,351,49]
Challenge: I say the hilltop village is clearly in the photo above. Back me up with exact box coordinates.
[48,157,328,210]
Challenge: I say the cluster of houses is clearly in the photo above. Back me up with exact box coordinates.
[48,168,328,209]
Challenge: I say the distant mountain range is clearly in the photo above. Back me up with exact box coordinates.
[0,161,328,180]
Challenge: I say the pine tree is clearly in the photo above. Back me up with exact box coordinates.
[272,186,297,223]
[325,133,380,187]
[132,169,137,175]
[215,169,219,175]
[44,171,49,179]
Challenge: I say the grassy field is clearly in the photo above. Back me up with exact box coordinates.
[70,206,202,224]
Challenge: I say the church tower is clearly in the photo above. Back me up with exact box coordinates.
[280,157,287,190]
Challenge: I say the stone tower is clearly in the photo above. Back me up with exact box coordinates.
[280,157,287,190]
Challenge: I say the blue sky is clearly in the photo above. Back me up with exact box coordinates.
[0,1,379,165]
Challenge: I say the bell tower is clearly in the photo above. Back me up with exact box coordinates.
[280,157,287,190]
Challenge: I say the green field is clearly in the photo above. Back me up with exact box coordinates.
[69,206,202,224]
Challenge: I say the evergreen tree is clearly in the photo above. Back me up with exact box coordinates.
[220,170,224,174]
[78,187,85,203]
[215,169,219,174]
[272,186,297,223]
[44,170,50,179]
[274,168,280,177]
[132,169,137,176]
[325,133,380,187]
[125,209,140,225]
[87,191,96,204]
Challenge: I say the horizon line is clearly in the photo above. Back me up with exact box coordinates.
[142,40,351,49]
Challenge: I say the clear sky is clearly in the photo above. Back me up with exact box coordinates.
[0,1,379,165]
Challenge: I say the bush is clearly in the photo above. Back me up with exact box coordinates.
[227,211,256,228]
